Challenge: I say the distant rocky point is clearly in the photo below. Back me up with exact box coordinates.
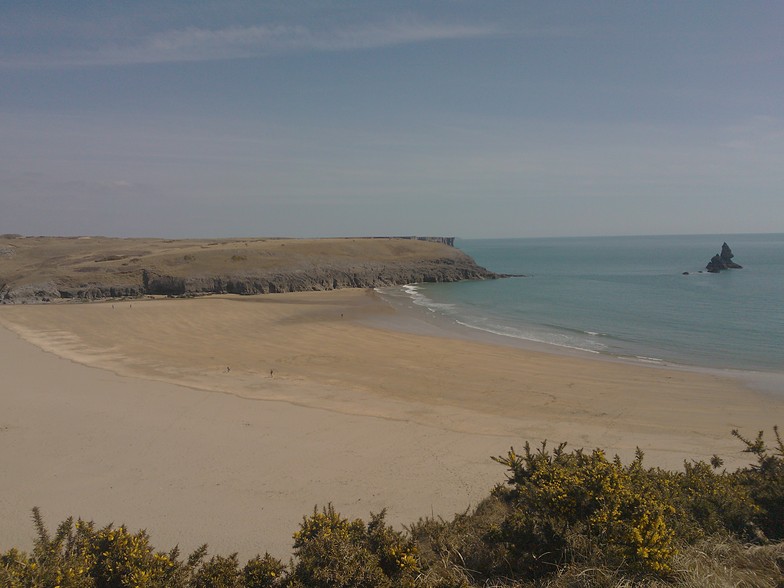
[706,242,743,273]
[378,236,456,247]
[0,235,502,304]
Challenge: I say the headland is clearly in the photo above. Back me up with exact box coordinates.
[0,235,494,303]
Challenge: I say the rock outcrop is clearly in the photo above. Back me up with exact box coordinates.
[1,236,499,303]
[140,261,492,298]
[706,242,743,273]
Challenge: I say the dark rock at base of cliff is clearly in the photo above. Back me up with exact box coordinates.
[2,283,147,303]
[1,281,61,304]
[706,242,743,273]
[141,260,497,297]
[2,261,499,303]
[58,285,146,300]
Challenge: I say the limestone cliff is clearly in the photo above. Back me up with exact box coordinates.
[0,236,497,303]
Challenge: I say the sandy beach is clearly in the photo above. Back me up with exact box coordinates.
[2,289,782,559]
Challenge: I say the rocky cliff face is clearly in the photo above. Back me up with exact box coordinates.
[140,261,491,298]
[1,236,497,303]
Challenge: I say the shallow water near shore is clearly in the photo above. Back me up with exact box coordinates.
[381,234,784,375]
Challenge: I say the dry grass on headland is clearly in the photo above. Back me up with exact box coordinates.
[0,235,490,301]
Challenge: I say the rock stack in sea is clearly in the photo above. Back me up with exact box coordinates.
[706,242,743,273]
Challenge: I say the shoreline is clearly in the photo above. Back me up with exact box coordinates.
[2,288,782,559]
[2,289,780,454]
[373,285,784,397]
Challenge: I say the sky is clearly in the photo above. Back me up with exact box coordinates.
[1,1,782,239]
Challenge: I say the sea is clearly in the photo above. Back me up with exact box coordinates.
[379,234,784,375]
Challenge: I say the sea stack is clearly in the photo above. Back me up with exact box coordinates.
[706,242,743,273]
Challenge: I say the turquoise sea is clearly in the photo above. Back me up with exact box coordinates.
[382,234,784,374]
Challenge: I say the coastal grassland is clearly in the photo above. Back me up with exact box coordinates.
[0,236,464,280]
[0,235,490,302]
[2,429,783,587]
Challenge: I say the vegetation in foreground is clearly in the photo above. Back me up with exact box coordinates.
[2,428,782,587]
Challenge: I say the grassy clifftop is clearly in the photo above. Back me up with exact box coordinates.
[0,236,496,302]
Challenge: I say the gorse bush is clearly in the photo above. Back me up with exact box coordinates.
[490,443,676,575]
[78,521,176,587]
[0,509,93,588]
[733,426,784,540]
[190,554,242,588]
[2,428,782,587]
[668,459,759,541]
[289,505,418,588]
[0,510,283,588]
[242,554,286,588]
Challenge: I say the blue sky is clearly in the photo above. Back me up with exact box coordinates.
[1,1,782,238]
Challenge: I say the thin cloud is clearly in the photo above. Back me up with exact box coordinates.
[1,21,498,68]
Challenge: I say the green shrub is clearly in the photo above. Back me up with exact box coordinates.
[289,504,418,588]
[667,460,759,541]
[490,443,676,576]
[732,426,784,540]
[0,509,95,588]
[78,520,175,587]
[242,553,286,588]
[191,553,241,588]
[366,509,419,578]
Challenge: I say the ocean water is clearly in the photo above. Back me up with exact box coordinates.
[381,234,784,374]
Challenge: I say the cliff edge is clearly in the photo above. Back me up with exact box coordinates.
[0,236,498,303]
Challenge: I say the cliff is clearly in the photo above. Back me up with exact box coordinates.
[0,236,497,303]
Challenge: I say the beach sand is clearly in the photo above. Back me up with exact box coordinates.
[1,289,782,559]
